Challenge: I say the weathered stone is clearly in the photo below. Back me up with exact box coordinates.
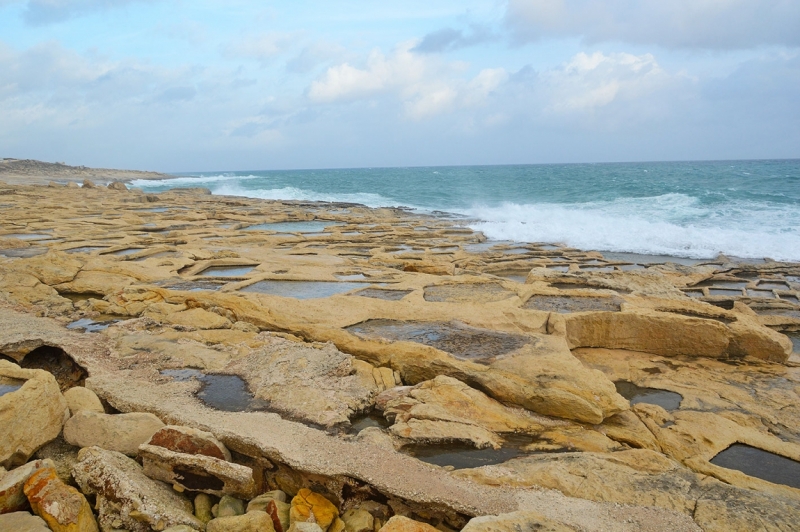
[32,437,80,486]
[166,308,232,330]
[194,493,213,523]
[218,495,246,517]
[288,523,324,532]
[147,425,231,460]
[139,443,256,498]
[378,516,438,532]
[71,446,203,532]
[0,459,55,514]
[0,361,69,468]
[0,511,51,532]
[63,387,104,415]
[162,526,197,532]
[108,181,128,191]
[207,510,275,532]
[262,499,291,532]
[290,489,339,532]
[23,467,98,532]
[385,375,555,449]
[63,411,164,456]
[461,511,576,532]
[342,508,374,532]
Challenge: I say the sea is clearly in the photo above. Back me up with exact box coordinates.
[131,159,800,263]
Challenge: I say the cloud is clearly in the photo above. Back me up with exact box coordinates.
[17,0,156,25]
[286,42,346,74]
[222,33,295,66]
[505,0,800,49]
[540,51,673,113]
[307,42,508,120]
[413,25,497,53]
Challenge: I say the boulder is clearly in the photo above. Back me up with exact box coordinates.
[0,361,69,468]
[108,181,128,191]
[63,411,164,456]
[23,467,98,532]
[461,511,576,532]
[341,508,374,532]
[248,493,290,532]
[63,387,104,415]
[217,494,245,517]
[378,516,438,532]
[0,511,51,532]
[71,446,203,532]
[194,493,213,523]
[290,489,339,532]
[147,425,231,460]
[288,523,324,532]
[139,443,257,498]
[207,510,275,532]
[0,459,55,514]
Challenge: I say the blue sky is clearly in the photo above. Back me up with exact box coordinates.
[0,0,798,171]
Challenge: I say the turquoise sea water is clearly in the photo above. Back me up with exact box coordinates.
[133,159,800,262]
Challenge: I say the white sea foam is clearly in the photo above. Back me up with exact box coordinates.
[465,195,800,261]
[129,174,263,188]
[211,183,398,209]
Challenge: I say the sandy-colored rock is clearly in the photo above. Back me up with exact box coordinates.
[194,493,213,523]
[218,495,245,517]
[166,308,233,330]
[288,522,325,532]
[462,511,576,532]
[63,387,104,415]
[63,411,164,456]
[378,516,438,532]
[71,446,203,532]
[139,443,257,498]
[385,375,557,448]
[290,489,339,532]
[341,508,374,532]
[147,425,231,460]
[0,361,69,468]
[0,511,51,532]
[32,437,80,486]
[207,510,276,532]
[108,181,128,191]
[0,459,55,514]
[23,467,98,532]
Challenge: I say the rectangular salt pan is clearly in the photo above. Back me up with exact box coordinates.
[244,221,344,233]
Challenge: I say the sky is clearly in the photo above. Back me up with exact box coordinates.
[0,0,799,172]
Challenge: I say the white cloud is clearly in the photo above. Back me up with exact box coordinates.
[308,43,507,120]
[542,52,671,113]
[506,0,800,49]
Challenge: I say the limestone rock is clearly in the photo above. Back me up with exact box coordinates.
[378,516,438,532]
[63,387,104,415]
[23,467,98,532]
[166,308,232,330]
[163,526,197,532]
[71,446,203,532]
[108,181,128,191]
[290,489,339,532]
[139,443,256,498]
[0,511,51,532]
[341,508,374,532]
[0,459,55,514]
[194,493,213,523]
[147,425,231,460]
[384,375,552,449]
[374,387,413,411]
[63,411,164,456]
[20,252,82,286]
[266,499,291,532]
[207,510,275,532]
[226,340,375,428]
[461,511,576,532]
[0,361,69,468]
[288,523,324,532]
[32,437,81,486]
[217,495,245,517]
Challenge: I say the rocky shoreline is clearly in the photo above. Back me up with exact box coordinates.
[1,177,799,531]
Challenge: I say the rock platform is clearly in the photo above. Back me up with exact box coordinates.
[1,179,799,531]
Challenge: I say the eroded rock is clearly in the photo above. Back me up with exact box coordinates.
[23,467,98,532]
[71,446,203,532]
[63,411,164,456]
